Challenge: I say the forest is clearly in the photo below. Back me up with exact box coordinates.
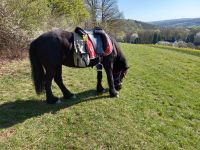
[1,0,200,59]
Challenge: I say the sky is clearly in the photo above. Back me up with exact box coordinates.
[118,0,200,22]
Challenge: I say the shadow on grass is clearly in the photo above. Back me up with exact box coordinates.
[0,89,110,129]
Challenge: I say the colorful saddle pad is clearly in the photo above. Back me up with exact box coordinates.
[73,27,113,67]
[74,27,113,59]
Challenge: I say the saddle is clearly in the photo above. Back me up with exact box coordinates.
[73,27,113,67]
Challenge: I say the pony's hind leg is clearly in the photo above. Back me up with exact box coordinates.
[54,66,75,99]
[96,64,105,93]
[45,68,60,104]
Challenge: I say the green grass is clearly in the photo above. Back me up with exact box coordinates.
[0,44,200,149]
[149,44,200,57]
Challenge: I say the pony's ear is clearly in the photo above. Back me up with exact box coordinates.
[123,67,129,77]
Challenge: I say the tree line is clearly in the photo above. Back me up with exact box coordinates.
[1,0,200,59]
[117,20,200,48]
[121,27,200,46]
[0,0,122,58]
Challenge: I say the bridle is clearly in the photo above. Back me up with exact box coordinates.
[113,71,122,85]
[113,70,127,86]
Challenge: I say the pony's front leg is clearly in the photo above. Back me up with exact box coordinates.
[96,64,105,93]
[103,61,119,97]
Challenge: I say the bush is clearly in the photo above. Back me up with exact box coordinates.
[0,0,89,59]
[173,41,188,48]
[187,42,196,49]
[0,2,28,59]
[0,24,27,59]
[156,41,173,46]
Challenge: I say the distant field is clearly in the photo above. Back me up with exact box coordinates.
[0,44,200,149]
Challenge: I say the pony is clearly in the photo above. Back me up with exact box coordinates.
[29,29,128,104]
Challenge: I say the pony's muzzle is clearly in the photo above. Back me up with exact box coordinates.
[115,83,122,91]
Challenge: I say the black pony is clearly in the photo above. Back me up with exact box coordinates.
[29,29,128,104]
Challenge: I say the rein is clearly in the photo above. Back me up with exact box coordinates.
[113,69,127,85]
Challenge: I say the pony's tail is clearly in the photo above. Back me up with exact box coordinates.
[29,41,45,95]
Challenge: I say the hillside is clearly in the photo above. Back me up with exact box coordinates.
[123,19,156,30]
[0,44,200,149]
[149,18,200,28]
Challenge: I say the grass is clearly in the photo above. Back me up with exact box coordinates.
[0,44,200,149]
[149,44,200,57]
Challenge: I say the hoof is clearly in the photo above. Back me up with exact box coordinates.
[56,99,62,104]
[97,87,106,94]
[63,93,76,99]
[110,94,119,98]
[71,94,76,99]
[46,97,59,104]
[97,89,106,94]
[109,89,119,98]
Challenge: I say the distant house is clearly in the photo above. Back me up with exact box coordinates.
[130,33,139,43]
[157,41,172,46]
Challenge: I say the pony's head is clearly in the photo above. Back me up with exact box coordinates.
[112,39,129,91]
[113,66,128,91]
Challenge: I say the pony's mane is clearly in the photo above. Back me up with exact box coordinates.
[111,37,129,71]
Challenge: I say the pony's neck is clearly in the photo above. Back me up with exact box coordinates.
[113,41,128,70]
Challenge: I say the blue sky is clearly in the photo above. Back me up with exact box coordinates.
[118,0,200,22]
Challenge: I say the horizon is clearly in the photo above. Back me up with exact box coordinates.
[124,17,200,23]
[147,17,200,23]
[118,0,200,22]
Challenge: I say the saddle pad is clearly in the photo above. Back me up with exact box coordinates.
[86,37,96,59]
[74,32,96,58]
[87,33,104,54]
[73,32,85,53]
[73,30,113,59]
[84,29,113,56]
[86,31,113,56]
[104,34,113,56]
[73,32,90,67]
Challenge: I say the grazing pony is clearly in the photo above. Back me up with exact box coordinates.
[29,29,128,104]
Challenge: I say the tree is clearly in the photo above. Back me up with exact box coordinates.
[194,32,200,45]
[85,0,98,27]
[99,0,123,29]
[186,34,195,43]
[0,0,53,58]
[85,0,123,32]
[138,30,154,44]
[4,0,51,32]
[152,31,161,44]
[48,0,89,25]
[0,0,89,58]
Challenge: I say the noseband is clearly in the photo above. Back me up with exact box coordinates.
[113,71,123,85]
[113,69,128,85]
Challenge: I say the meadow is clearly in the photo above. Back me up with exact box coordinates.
[0,44,200,149]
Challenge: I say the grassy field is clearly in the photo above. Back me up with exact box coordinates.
[0,44,200,149]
